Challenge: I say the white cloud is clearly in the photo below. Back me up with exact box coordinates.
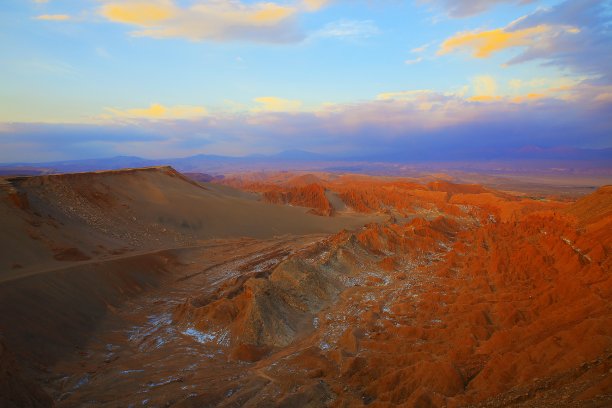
[312,19,380,41]
[411,43,430,53]
[405,57,423,65]
[34,14,70,21]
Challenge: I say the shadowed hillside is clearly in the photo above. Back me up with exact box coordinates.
[0,166,380,279]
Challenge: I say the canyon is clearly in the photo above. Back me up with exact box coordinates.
[0,167,610,407]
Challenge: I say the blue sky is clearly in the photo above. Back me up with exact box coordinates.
[0,0,611,161]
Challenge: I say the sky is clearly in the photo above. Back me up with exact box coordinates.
[0,0,611,162]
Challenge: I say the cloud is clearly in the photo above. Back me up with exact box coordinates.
[421,0,536,18]
[508,93,545,103]
[377,90,432,100]
[101,1,175,26]
[253,97,303,112]
[0,123,167,162]
[411,43,430,53]
[472,75,497,97]
[302,0,331,12]
[99,0,326,43]
[504,0,612,80]
[34,14,71,21]
[312,19,380,41]
[405,57,423,65]
[438,0,612,81]
[506,77,581,100]
[438,25,551,58]
[243,86,611,158]
[377,90,451,112]
[2,84,611,162]
[95,47,111,59]
[104,103,208,121]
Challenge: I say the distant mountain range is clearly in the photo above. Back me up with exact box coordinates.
[0,150,334,175]
[0,148,610,176]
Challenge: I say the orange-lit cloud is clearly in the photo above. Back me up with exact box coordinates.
[377,74,589,106]
[472,75,497,98]
[510,93,544,103]
[254,97,303,112]
[507,77,581,100]
[35,14,71,21]
[105,103,208,120]
[464,74,586,103]
[468,95,503,102]
[251,4,294,23]
[435,0,606,82]
[377,76,557,106]
[101,1,175,26]
[302,0,331,12]
[438,25,550,58]
[99,0,325,42]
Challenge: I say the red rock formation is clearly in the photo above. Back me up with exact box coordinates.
[174,184,611,406]
[261,184,334,216]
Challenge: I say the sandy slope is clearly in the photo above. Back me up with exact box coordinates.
[0,166,381,281]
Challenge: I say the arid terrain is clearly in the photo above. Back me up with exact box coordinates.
[0,166,610,407]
